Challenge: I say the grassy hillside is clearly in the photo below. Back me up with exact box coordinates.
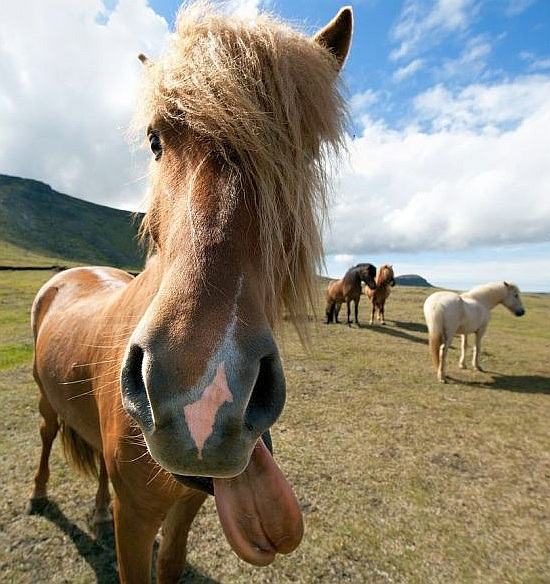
[1,272,549,583]
[0,174,144,270]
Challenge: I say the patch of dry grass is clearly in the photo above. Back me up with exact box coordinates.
[0,272,549,583]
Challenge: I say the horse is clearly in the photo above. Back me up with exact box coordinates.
[423,281,525,383]
[27,4,353,583]
[366,264,395,325]
[325,263,377,326]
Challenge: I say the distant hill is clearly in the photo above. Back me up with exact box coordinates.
[395,274,434,287]
[0,174,145,270]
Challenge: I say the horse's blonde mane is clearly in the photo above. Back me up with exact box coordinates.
[465,281,519,296]
[134,2,347,342]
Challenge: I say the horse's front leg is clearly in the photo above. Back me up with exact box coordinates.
[380,300,386,325]
[473,328,486,371]
[113,496,162,584]
[335,303,341,323]
[346,300,352,326]
[156,492,208,584]
[369,301,375,326]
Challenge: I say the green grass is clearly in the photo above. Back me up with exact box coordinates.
[0,271,549,583]
[0,343,33,371]
[0,240,78,267]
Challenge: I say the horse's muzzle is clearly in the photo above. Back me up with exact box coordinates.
[120,334,286,478]
[515,309,525,316]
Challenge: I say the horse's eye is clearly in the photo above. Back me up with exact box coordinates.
[148,131,162,161]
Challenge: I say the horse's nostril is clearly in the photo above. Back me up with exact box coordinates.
[121,344,154,432]
[244,355,286,435]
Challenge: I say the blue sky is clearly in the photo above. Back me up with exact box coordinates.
[1,0,549,290]
[146,1,550,127]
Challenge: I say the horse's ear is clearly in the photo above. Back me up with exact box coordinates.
[314,6,353,68]
[138,53,149,65]
[504,281,510,287]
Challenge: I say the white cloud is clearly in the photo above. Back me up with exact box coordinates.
[326,76,550,255]
[0,0,275,208]
[393,58,424,82]
[225,0,266,20]
[0,0,169,208]
[520,51,550,72]
[440,36,491,79]
[413,75,550,131]
[350,90,379,114]
[333,254,355,264]
[390,0,477,61]
[505,0,537,17]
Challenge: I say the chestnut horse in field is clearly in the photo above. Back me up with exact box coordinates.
[28,4,352,583]
[367,264,395,325]
[325,263,376,326]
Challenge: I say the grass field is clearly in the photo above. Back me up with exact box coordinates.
[0,270,549,583]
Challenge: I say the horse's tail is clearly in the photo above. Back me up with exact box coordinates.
[425,300,445,368]
[59,421,99,478]
[326,301,336,323]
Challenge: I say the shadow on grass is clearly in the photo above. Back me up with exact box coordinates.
[179,566,221,584]
[36,500,118,583]
[450,373,550,395]
[33,501,220,584]
[367,322,428,345]
[392,320,428,334]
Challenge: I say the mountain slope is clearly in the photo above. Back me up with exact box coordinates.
[395,274,433,287]
[0,174,144,270]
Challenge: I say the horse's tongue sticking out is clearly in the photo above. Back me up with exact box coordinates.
[213,439,304,566]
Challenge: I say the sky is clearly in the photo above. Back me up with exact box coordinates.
[0,0,549,290]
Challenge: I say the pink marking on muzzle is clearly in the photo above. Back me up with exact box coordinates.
[183,362,233,459]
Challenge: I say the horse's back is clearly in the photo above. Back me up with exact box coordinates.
[32,267,133,336]
[32,267,134,447]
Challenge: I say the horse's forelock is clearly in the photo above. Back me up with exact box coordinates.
[134,2,347,343]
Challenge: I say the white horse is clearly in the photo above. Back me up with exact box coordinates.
[423,282,525,383]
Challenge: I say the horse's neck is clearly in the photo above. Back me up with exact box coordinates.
[465,285,504,309]
[105,256,162,318]
[344,269,360,286]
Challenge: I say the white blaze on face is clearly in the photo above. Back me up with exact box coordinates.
[183,362,233,459]
[183,274,242,459]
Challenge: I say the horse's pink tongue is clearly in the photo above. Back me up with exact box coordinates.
[213,440,304,566]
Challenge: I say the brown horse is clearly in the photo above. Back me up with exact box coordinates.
[325,263,377,326]
[367,264,395,325]
[27,5,352,583]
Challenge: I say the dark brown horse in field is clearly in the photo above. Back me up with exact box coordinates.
[325,263,376,326]
[27,4,352,583]
[367,264,395,325]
